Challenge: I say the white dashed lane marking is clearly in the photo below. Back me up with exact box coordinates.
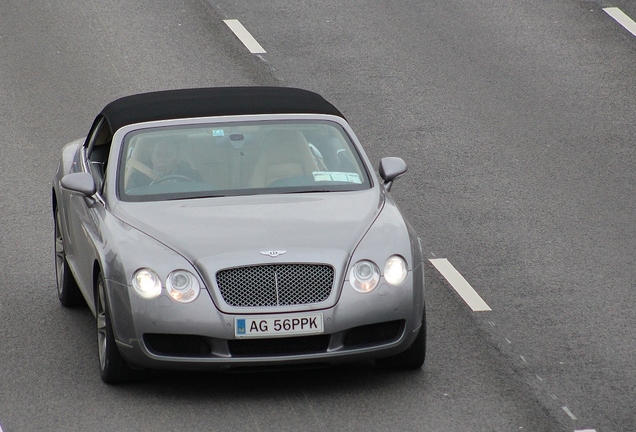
[604,7,636,37]
[223,19,266,54]
[429,258,491,312]
[562,406,578,420]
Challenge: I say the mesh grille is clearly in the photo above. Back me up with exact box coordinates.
[343,321,403,347]
[144,334,211,356]
[216,264,334,307]
[228,335,330,357]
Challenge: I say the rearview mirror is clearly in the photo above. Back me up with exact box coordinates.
[61,172,97,197]
[379,157,407,191]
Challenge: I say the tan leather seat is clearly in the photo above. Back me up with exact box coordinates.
[250,130,318,188]
[189,134,231,188]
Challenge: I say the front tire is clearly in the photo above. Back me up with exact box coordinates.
[96,272,137,384]
[54,207,83,307]
[375,310,426,370]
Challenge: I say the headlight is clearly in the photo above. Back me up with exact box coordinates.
[384,255,408,286]
[132,268,162,299]
[166,270,200,303]
[350,260,380,293]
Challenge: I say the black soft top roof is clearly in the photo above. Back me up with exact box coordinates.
[100,87,345,132]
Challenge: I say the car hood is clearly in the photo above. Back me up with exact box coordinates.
[112,190,383,272]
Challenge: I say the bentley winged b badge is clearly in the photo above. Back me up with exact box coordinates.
[260,250,287,258]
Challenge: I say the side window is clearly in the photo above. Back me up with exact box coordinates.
[85,116,113,193]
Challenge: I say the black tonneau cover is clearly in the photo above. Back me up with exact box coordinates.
[100,87,345,132]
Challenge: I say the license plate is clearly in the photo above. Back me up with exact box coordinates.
[235,313,324,338]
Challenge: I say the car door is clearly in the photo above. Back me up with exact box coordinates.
[64,116,113,302]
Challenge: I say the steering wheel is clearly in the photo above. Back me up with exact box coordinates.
[150,174,196,185]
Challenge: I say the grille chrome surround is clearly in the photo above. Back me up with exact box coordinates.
[216,264,334,307]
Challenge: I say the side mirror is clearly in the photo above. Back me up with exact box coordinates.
[61,172,97,197]
[379,157,407,191]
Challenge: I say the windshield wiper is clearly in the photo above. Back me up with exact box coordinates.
[280,188,338,194]
[166,194,226,201]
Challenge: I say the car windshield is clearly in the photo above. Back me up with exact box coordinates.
[117,120,371,202]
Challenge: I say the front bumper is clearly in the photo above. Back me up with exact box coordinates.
[106,266,424,371]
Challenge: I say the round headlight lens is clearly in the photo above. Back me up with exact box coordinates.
[166,270,200,303]
[384,255,408,286]
[132,268,162,299]
[350,260,380,293]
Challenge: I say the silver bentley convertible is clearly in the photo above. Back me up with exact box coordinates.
[52,87,426,383]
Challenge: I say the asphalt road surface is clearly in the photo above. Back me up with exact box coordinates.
[1,0,634,431]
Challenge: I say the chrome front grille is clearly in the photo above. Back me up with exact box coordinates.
[216,264,334,307]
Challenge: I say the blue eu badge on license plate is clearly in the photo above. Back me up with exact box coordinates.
[236,319,246,335]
